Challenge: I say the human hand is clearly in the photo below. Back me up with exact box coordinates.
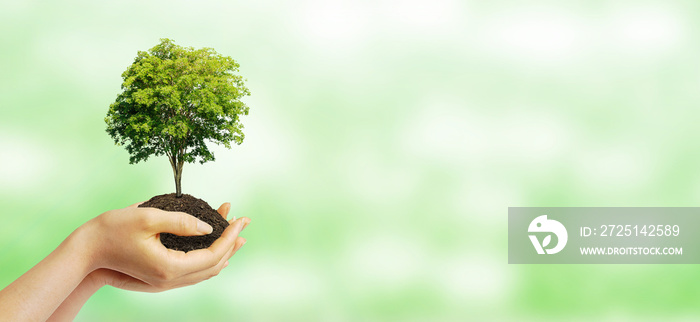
[79,201,249,291]
[44,202,249,322]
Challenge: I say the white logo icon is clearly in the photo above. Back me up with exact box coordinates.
[528,215,567,254]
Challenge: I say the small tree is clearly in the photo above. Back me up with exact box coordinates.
[106,38,250,197]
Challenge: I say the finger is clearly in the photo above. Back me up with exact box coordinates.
[229,216,250,230]
[211,217,248,256]
[156,234,248,289]
[233,237,246,253]
[219,236,244,270]
[144,209,213,236]
[179,235,243,283]
[202,236,239,276]
[217,203,231,220]
[208,236,244,275]
[168,217,247,272]
[219,238,245,271]
[206,236,243,274]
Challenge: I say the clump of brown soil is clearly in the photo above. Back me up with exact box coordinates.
[139,193,229,252]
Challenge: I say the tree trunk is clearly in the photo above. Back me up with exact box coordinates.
[170,157,184,198]
[176,161,184,197]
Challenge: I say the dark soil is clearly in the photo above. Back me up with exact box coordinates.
[139,193,229,252]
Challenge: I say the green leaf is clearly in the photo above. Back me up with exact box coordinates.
[105,38,250,183]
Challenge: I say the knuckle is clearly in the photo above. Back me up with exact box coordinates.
[140,210,158,229]
[154,267,174,281]
[163,271,176,281]
[152,280,170,289]
[208,256,221,268]
[96,210,118,227]
[178,214,195,233]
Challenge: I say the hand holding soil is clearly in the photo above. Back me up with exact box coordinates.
[0,201,250,321]
[86,201,247,293]
[82,201,250,291]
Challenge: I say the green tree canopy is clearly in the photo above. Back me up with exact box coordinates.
[106,38,250,197]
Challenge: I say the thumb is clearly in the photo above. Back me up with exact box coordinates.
[147,210,213,236]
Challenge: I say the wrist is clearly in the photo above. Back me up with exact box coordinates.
[62,218,103,275]
[83,269,109,291]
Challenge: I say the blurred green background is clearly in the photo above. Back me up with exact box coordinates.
[2,0,700,320]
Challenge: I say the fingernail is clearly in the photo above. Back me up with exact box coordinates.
[197,220,213,234]
[223,261,229,268]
